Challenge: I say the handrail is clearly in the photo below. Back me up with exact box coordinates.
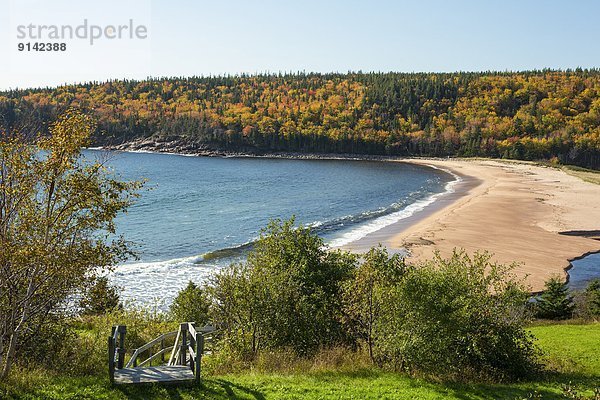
[137,346,174,367]
[188,323,197,338]
[108,322,215,385]
[168,327,182,365]
[126,331,177,368]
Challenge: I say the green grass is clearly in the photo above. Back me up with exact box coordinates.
[560,165,600,185]
[530,323,600,377]
[1,323,599,399]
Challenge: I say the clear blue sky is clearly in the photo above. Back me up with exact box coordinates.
[1,0,599,89]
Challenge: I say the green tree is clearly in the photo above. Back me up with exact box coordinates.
[579,279,600,319]
[211,218,357,357]
[210,263,260,359]
[536,276,575,320]
[342,246,406,364]
[79,276,122,315]
[0,110,140,379]
[170,281,211,325]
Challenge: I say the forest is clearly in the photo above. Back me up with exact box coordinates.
[1,69,600,168]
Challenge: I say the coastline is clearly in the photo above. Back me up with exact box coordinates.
[92,146,600,292]
[349,158,600,292]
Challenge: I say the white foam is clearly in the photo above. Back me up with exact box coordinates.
[110,163,461,307]
[86,147,198,157]
[111,254,218,308]
[327,166,461,248]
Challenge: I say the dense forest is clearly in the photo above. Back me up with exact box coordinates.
[1,70,600,168]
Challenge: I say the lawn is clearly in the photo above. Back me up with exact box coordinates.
[1,323,598,399]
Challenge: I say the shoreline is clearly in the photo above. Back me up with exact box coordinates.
[372,159,600,292]
[92,146,600,291]
[331,164,475,252]
[89,143,412,162]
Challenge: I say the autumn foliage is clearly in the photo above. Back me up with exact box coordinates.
[1,70,599,168]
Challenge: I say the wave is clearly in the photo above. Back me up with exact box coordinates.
[116,164,461,273]
[200,241,255,261]
[327,165,461,248]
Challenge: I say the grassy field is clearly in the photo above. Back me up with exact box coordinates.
[1,323,599,399]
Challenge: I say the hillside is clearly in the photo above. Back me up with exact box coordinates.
[1,70,599,168]
[2,323,599,399]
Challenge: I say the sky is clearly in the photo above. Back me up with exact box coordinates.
[1,0,599,90]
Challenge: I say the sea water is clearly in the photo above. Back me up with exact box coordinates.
[85,150,455,306]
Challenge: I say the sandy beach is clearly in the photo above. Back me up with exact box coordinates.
[344,159,600,292]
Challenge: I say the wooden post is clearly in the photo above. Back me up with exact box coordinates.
[108,335,115,384]
[117,325,126,369]
[179,323,187,366]
[195,333,203,383]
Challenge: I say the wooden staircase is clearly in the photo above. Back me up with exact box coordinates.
[108,322,215,385]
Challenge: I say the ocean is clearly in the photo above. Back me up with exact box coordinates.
[85,150,456,305]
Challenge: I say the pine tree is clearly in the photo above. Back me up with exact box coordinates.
[536,276,574,320]
[584,279,600,317]
[80,276,122,316]
[170,281,210,325]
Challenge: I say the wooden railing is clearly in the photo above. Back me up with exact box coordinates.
[126,330,177,368]
[108,325,126,384]
[108,322,216,384]
[168,322,203,381]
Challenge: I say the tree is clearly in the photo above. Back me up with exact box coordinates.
[576,279,600,319]
[536,276,575,320]
[211,218,357,357]
[584,279,600,317]
[342,246,406,364]
[170,281,210,325]
[79,276,122,316]
[0,110,140,378]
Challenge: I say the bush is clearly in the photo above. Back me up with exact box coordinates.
[381,250,540,382]
[15,306,174,376]
[210,218,357,358]
[342,246,407,364]
[535,276,574,320]
[79,276,122,316]
[170,281,211,325]
[574,279,600,320]
[584,279,600,317]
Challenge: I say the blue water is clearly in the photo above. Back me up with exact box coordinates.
[568,252,600,291]
[85,150,454,305]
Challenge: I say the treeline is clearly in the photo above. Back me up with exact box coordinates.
[1,70,600,168]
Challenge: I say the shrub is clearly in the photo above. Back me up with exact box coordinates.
[574,279,600,320]
[210,218,357,358]
[584,279,600,317]
[382,250,540,382]
[342,246,407,364]
[535,276,574,320]
[79,276,122,316]
[170,281,211,325]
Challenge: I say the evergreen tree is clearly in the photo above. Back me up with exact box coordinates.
[170,281,211,325]
[584,279,600,317]
[79,276,122,316]
[536,276,574,320]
